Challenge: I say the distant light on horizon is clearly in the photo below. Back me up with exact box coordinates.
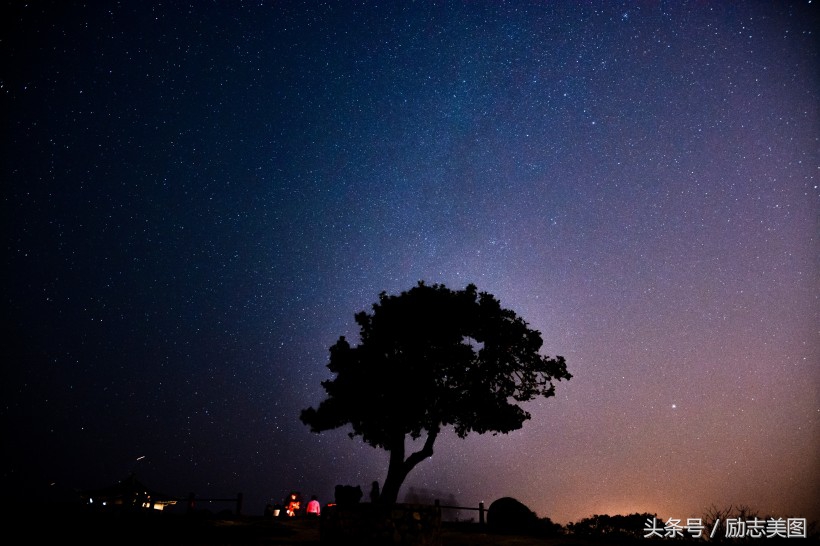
[3,0,817,525]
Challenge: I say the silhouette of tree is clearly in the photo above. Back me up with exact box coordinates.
[569,513,657,540]
[701,504,764,542]
[300,282,571,505]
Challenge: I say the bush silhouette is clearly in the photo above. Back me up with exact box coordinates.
[487,497,539,534]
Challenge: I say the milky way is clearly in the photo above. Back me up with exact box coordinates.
[3,1,818,524]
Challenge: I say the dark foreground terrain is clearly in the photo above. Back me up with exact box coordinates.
[1,509,599,545]
[3,506,810,545]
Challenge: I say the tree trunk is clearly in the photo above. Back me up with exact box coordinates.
[379,452,408,506]
[377,430,438,506]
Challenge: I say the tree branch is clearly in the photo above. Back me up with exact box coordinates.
[404,428,438,471]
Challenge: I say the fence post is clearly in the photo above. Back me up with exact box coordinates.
[478,501,485,527]
[236,492,243,515]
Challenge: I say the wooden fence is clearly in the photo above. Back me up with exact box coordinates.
[434,499,485,526]
[185,492,243,515]
[178,494,479,520]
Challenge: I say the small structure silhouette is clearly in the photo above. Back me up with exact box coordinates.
[80,473,177,511]
[334,484,362,507]
[487,497,539,534]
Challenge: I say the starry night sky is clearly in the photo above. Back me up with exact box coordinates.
[3,1,818,524]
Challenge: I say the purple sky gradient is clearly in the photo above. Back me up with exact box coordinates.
[3,1,817,524]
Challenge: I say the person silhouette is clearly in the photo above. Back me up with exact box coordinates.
[285,491,301,517]
[306,494,321,516]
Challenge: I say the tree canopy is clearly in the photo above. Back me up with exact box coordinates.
[300,282,571,505]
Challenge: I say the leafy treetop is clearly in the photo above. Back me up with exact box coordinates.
[300,281,571,504]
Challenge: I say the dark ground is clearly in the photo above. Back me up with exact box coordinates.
[3,506,811,545]
[0,509,603,545]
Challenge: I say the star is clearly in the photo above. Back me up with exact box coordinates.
[3,0,816,527]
